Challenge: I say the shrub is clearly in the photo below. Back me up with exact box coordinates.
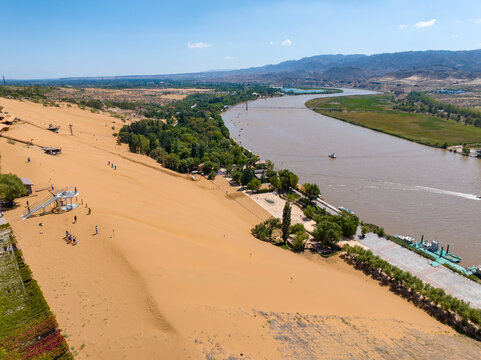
[290,232,308,252]
[303,205,316,219]
[247,178,261,191]
[290,223,305,234]
[251,223,271,241]
[208,171,217,180]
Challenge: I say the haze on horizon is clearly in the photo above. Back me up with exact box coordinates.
[2,0,481,79]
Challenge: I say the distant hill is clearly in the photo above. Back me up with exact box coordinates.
[144,49,481,89]
[13,49,481,90]
[232,49,481,76]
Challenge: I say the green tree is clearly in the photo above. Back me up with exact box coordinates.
[333,214,359,238]
[290,223,305,234]
[251,222,271,241]
[241,167,255,186]
[247,178,261,191]
[289,172,299,190]
[278,169,294,192]
[164,153,181,171]
[312,218,342,246]
[462,145,471,156]
[281,201,292,244]
[290,231,308,252]
[231,170,243,184]
[303,183,320,201]
[265,159,274,171]
[202,161,215,174]
[303,205,316,219]
[0,173,27,202]
[269,175,281,191]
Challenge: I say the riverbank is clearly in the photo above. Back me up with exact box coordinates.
[2,97,480,358]
[306,95,481,149]
[222,91,481,266]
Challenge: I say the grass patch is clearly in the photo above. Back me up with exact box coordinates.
[307,95,481,147]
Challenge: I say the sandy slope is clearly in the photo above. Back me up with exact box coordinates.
[1,99,480,359]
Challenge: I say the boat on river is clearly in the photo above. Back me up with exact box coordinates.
[328,152,336,159]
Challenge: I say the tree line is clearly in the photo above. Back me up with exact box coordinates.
[118,85,277,177]
[394,91,481,128]
[343,244,481,339]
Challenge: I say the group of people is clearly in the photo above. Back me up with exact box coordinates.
[64,230,77,245]
[107,161,117,170]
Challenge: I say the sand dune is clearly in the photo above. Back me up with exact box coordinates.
[1,98,480,359]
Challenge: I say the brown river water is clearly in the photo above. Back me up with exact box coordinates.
[222,89,481,266]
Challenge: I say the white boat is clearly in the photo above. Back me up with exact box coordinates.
[328,152,336,159]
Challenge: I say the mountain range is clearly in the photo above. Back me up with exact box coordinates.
[20,49,481,91]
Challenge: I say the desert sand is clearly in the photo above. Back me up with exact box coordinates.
[1,98,480,359]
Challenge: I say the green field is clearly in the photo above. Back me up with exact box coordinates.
[306,95,481,147]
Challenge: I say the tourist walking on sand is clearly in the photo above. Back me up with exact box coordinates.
[72,236,77,245]
[51,184,54,191]
[95,225,98,235]
[74,215,77,223]
[27,157,30,163]
[108,160,110,166]
[88,208,91,215]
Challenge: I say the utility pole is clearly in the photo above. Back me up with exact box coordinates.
[245,101,248,111]
[69,124,73,136]
[2,76,5,86]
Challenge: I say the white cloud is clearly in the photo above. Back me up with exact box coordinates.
[415,19,436,28]
[187,42,212,49]
[224,56,234,60]
[281,38,292,46]
[269,41,274,45]
[399,24,407,29]
[451,34,460,38]
[476,18,481,24]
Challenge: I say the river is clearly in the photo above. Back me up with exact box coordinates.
[222,89,481,266]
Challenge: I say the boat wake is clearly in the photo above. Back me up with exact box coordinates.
[412,186,481,201]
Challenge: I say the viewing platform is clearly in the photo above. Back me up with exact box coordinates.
[22,186,79,219]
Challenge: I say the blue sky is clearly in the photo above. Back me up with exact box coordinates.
[1,0,481,79]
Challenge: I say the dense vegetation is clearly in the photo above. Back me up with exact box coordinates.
[307,95,481,147]
[0,86,53,101]
[395,91,481,128]
[0,225,73,359]
[118,85,277,173]
[343,244,481,339]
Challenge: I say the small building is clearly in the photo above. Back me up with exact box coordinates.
[42,147,62,156]
[254,169,267,179]
[47,124,60,133]
[21,178,34,195]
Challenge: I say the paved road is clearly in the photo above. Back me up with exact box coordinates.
[357,233,481,309]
